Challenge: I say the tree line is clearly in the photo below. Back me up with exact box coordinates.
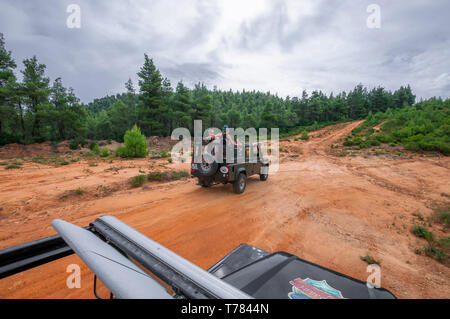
[0,32,422,146]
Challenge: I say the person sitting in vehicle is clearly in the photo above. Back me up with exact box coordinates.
[205,125,238,146]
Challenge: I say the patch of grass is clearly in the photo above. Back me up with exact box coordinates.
[360,254,380,265]
[60,187,85,199]
[58,159,70,166]
[146,170,191,182]
[170,170,189,180]
[300,130,309,141]
[69,140,80,150]
[32,158,49,164]
[5,161,22,169]
[430,211,449,228]
[147,171,170,182]
[0,161,9,165]
[99,148,110,158]
[160,149,170,158]
[5,163,21,169]
[89,142,98,150]
[131,175,146,187]
[424,245,448,263]
[411,225,434,242]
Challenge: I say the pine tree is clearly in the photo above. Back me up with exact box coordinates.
[347,84,369,119]
[125,78,137,125]
[172,81,192,130]
[108,99,131,141]
[21,56,51,141]
[137,53,163,136]
[192,83,212,127]
[0,33,19,143]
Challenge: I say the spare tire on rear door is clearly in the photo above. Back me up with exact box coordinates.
[197,154,219,177]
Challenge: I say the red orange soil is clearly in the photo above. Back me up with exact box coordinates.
[0,121,449,299]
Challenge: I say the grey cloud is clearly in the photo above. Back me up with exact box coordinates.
[0,0,449,102]
[236,0,345,52]
[162,62,222,87]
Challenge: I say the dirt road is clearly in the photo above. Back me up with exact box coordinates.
[0,121,449,298]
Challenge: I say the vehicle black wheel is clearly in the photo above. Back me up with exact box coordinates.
[260,173,268,181]
[233,173,247,194]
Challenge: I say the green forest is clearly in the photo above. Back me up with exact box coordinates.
[0,33,448,155]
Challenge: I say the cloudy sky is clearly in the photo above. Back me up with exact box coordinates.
[1,0,449,102]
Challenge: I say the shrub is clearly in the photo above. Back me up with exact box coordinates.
[168,158,173,163]
[0,161,8,165]
[58,159,70,166]
[117,125,149,158]
[5,163,21,169]
[99,148,110,158]
[431,211,449,228]
[171,171,189,180]
[131,175,146,187]
[411,225,434,242]
[75,187,83,195]
[91,144,100,155]
[116,146,127,158]
[89,142,99,151]
[160,149,170,158]
[32,156,48,164]
[300,130,309,141]
[147,171,169,182]
[69,140,79,150]
[424,245,448,263]
[360,254,380,265]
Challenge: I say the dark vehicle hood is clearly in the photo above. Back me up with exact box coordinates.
[208,244,395,299]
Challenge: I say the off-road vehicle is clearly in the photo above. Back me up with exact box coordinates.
[190,136,269,194]
[0,215,396,299]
